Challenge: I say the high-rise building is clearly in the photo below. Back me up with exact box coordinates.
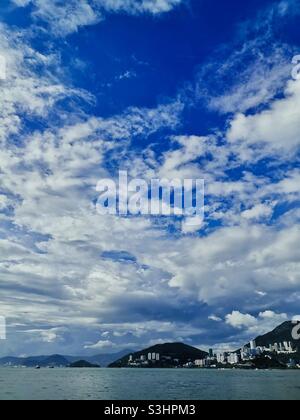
[250,340,256,350]
[148,353,152,361]
[241,347,250,361]
[217,353,227,364]
[209,349,214,358]
[196,359,210,368]
[228,353,239,365]
[155,353,160,361]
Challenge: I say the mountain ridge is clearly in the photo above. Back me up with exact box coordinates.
[0,349,134,368]
[247,321,300,350]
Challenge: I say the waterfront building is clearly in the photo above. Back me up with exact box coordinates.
[198,359,210,368]
[241,347,250,361]
[217,353,227,364]
[228,353,240,365]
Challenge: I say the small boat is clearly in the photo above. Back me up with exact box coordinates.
[35,365,41,369]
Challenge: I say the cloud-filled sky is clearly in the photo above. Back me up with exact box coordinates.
[0,0,300,356]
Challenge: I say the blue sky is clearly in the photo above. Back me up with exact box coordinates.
[0,0,300,356]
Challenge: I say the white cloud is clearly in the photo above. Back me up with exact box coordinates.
[208,315,222,322]
[23,327,66,343]
[0,23,91,144]
[84,340,116,350]
[166,224,300,303]
[228,79,300,153]
[11,0,183,36]
[225,310,289,338]
[226,311,257,329]
[242,203,274,221]
[99,0,183,14]
[208,49,292,114]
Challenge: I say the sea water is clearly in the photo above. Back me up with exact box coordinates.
[0,368,299,400]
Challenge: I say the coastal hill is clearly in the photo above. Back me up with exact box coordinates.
[252,321,300,350]
[69,360,100,368]
[109,343,208,368]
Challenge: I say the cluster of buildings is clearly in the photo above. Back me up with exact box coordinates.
[126,339,299,369]
[128,352,171,367]
[127,351,192,368]
[196,340,298,368]
[239,339,296,361]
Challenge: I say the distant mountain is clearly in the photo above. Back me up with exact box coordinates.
[66,349,135,367]
[251,321,300,351]
[0,354,69,367]
[69,360,100,368]
[0,349,134,368]
[40,355,70,367]
[109,342,208,368]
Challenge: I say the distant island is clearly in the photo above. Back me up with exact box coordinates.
[69,360,100,368]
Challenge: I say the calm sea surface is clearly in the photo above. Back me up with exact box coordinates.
[0,368,299,400]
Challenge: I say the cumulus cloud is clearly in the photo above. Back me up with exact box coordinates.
[84,340,116,350]
[226,310,290,338]
[226,311,257,329]
[228,79,300,153]
[242,203,274,221]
